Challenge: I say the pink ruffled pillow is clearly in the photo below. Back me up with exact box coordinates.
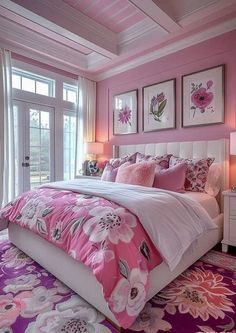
[116,162,156,187]
[153,163,187,192]
[169,156,215,192]
[109,153,137,168]
[136,152,172,169]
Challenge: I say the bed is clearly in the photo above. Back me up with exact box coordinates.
[1,138,229,329]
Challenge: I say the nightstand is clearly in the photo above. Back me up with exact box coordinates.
[75,175,101,180]
[222,190,236,252]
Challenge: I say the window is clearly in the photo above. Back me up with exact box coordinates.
[12,68,55,97]
[63,83,77,103]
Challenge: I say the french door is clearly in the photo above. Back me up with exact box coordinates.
[13,100,55,193]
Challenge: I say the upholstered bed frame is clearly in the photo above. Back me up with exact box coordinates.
[9,138,229,329]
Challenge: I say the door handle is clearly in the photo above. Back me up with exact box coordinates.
[22,162,30,167]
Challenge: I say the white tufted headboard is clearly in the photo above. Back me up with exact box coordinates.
[113,139,229,209]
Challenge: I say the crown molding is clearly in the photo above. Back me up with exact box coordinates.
[95,18,236,81]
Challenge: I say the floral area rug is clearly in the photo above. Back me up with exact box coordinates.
[0,239,236,333]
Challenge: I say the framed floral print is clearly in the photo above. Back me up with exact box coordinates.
[143,79,176,132]
[182,64,224,127]
[113,90,138,135]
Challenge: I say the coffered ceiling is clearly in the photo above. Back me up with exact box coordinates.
[0,0,236,80]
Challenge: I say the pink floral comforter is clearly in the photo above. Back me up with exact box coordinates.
[0,187,162,328]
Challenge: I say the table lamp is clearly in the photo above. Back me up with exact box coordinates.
[85,142,104,175]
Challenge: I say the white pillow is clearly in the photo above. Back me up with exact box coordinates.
[205,163,222,197]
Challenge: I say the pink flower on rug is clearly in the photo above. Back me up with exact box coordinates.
[131,302,172,333]
[191,87,213,110]
[16,286,63,318]
[25,295,111,333]
[156,267,235,321]
[0,294,22,327]
[83,206,137,244]
[3,274,40,293]
[1,246,34,269]
[110,267,148,317]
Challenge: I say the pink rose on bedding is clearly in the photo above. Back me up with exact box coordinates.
[109,266,148,317]
[83,206,137,244]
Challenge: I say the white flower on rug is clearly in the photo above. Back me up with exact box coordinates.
[110,267,148,317]
[53,279,72,294]
[20,196,52,229]
[25,295,112,333]
[131,302,172,333]
[15,286,63,318]
[1,246,33,269]
[83,206,136,244]
[0,328,13,333]
[3,274,40,293]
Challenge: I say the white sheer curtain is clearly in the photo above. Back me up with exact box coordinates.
[0,49,15,207]
[75,76,96,176]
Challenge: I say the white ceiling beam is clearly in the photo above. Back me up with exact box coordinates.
[128,0,181,33]
[1,0,118,58]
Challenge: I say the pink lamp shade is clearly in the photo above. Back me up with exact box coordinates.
[86,142,104,156]
[230,132,236,155]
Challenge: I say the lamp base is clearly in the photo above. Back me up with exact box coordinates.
[231,185,236,192]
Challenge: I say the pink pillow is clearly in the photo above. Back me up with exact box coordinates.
[101,163,118,182]
[169,156,215,192]
[109,153,137,168]
[116,162,156,187]
[153,163,187,192]
[136,152,172,169]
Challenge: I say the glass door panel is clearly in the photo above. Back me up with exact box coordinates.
[13,101,54,193]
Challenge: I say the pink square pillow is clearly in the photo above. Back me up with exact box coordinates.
[101,163,118,182]
[136,152,172,169]
[169,156,215,192]
[116,162,156,187]
[153,163,187,192]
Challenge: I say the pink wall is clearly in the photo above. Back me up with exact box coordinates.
[96,30,236,184]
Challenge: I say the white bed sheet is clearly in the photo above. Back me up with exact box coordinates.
[181,191,220,219]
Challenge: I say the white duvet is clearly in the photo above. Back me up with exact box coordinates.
[44,179,217,271]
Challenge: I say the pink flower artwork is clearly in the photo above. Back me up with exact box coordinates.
[190,80,214,117]
[118,105,132,125]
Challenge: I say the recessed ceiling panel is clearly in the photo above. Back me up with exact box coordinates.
[63,0,146,32]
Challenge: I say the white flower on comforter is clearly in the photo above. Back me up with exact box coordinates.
[110,267,148,317]
[25,295,112,333]
[83,206,137,244]
[20,196,52,229]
